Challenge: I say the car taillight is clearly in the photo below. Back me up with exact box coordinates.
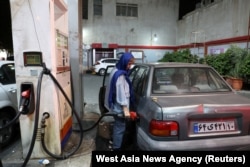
[94,62,100,65]
[149,119,178,137]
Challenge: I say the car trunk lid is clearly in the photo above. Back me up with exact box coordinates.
[155,92,250,107]
[153,93,250,140]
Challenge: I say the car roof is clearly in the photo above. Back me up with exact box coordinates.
[135,62,211,68]
[99,58,119,60]
[0,61,15,66]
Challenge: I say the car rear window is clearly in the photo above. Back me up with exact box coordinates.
[152,67,231,94]
[103,59,118,64]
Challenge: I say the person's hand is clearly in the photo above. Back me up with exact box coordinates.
[123,106,130,118]
[130,111,137,120]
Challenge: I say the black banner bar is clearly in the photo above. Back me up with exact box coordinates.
[92,151,250,167]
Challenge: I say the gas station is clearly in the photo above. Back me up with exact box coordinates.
[5,0,87,166]
[2,0,250,166]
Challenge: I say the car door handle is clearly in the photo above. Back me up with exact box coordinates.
[8,88,17,93]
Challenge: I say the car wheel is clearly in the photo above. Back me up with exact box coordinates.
[0,112,15,147]
[98,68,106,76]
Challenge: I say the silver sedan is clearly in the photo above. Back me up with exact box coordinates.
[99,62,250,150]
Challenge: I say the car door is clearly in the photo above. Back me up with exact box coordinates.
[98,65,115,115]
[104,59,117,74]
[0,63,17,107]
[129,65,149,106]
[122,65,149,149]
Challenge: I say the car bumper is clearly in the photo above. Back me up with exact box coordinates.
[137,127,250,150]
[91,67,97,72]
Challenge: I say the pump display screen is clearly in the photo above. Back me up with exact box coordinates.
[23,51,43,66]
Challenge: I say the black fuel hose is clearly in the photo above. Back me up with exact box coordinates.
[73,113,125,133]
[40,64,84,160]
[22,62,84,165]
[40,63,127,159]
[22,67,44,167]
[0,101,31,130]
[0,112,22,130]
[41,111,122,159]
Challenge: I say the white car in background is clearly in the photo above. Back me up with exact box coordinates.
[0,61,18,147]
[93,58,119,76]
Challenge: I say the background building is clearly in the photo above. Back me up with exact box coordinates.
[177,0,250,56]
[1,0,250,69]
[82,0,250,70]
[82,0,179,68]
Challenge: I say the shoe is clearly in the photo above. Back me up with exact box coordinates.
[108,145,113,151]
[108,145,121,151]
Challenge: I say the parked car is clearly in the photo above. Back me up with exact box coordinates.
[0,61,18,147]
[99,62,250,150]
[93,58,119,76]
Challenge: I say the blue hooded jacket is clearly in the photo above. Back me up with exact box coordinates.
[108,52,134,108]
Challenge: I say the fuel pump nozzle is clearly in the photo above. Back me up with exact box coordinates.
[116,111,139,121]
[19,89,31,113]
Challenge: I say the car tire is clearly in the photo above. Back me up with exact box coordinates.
[98,68,106,76]
[0,111,15,147]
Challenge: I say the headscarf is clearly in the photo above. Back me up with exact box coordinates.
[108,52,135,108]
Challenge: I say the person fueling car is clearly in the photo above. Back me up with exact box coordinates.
[104,52,135,151]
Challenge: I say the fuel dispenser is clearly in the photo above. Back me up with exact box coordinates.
[17,51,86,167]
[19,51,77,160]
[8,1,84,166]
[9,0,76,160]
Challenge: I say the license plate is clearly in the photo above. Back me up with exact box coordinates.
[193,120,235,133]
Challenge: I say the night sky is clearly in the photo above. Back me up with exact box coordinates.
[179,0,201,19]
[0,0,12,51]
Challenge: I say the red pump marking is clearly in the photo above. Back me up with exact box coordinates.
[130,111,137,120]
[22,89,30,98]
